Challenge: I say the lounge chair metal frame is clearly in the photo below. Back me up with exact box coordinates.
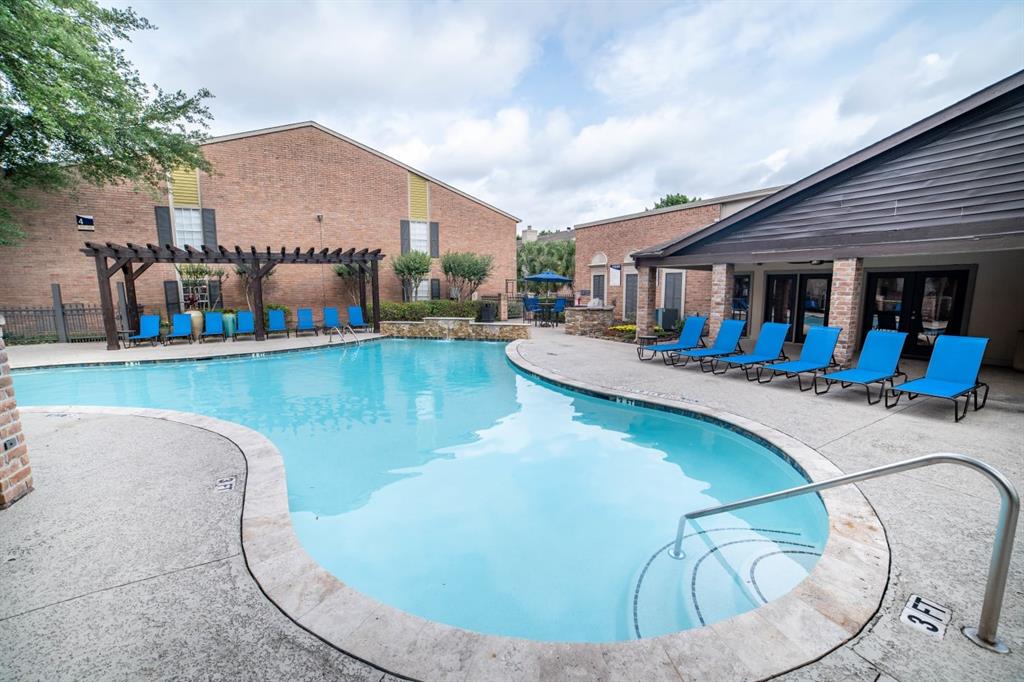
[710,350,790,380]
[637,315,708,362]
[814,368,908,404]
[755,355,841,391]
[885,380,990,422]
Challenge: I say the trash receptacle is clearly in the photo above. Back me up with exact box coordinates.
[481,303,497,323]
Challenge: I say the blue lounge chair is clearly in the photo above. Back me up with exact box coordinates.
[756,326,842,390]
[322,306,340,332]
[267,309,289,338]
[814,330,908,404]
[348,305,370,332]
[670,319,746,369]
[637,315,706,362]
[127,314,160,347]
[711,322,790,379]
[202,311,225,342]
[885,335,989,421]
[295,307,318,336]
[164,313,193,345]
[233,311,255,341]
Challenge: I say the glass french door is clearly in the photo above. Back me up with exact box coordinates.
[862,270,969,358]
[764,274,831,342]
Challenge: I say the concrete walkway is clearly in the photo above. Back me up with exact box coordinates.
[5,332,380,369]
[515,328,1024,682]
[0,412,400,682]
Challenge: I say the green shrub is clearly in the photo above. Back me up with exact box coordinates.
[373,300,484,321]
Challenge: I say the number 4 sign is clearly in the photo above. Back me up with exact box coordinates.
[899,594,951,639]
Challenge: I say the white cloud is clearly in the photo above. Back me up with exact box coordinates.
[111,0,1024,231]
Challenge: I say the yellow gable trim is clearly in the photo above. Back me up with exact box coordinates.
[408,173,429,221]
[171,167,200,206]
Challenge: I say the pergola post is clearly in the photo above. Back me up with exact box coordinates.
[120,262,140,332]
[93,255,120,351]
[252,268,266,341]
[370,259,381,333]
[358,268,368,324]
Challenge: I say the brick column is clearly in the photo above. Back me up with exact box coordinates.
[0,319,33,509]
[829,257,865,366]
[708,263,734,339]
[635,265,658,338]
[498,293,509,322]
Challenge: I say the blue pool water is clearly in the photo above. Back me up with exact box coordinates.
[12,340,828,642]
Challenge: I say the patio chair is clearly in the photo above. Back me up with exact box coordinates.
[814,330,908,404]
[669,319,745,369]
[755,326,842,391]
[322,306,340,332]
[127,314,160,347]
[550,298,567,326]
[233,311,255,341]
[164,313,193,345]
[267,309,290,338]
[347,305,371,332]
[885,335,989,422]
[637,315,706,362]
[523,297,541,325]
[294,308,318,336]
[201,311,226,342]
[710,322,790,379]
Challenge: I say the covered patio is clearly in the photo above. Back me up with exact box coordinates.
[82,242,385,350]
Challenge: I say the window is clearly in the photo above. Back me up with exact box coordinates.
[415,279,431,301]
[592,273,605,302]
[173,208,203,248]
[732,273,752,336]
[410,221,429,253]
[609,264,621,287]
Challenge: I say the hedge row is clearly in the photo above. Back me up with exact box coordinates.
[374,300,484,321]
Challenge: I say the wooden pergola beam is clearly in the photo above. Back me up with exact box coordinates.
[83,241,385,350]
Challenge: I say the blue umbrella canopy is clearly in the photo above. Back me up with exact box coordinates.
[524,270,572,283]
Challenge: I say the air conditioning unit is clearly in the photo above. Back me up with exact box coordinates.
[656,308,679,330]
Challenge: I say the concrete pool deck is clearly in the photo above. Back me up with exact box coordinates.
[0,332,1021,680]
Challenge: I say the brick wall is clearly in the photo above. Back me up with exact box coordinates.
[0,329,32,508]
[0,125,518,321]
[574,202,720,321]
[708,263,735,339]
[829,257,865,365]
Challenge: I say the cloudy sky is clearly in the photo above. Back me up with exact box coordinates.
[114,0,1023,229]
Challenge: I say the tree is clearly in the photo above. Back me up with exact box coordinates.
[516,240,575,293]
[391,251,432,300]
[332,263,362,305]
[441,251,493,301]
[234,264,275,311]
[649,193,697,210]
[0,0,214,245]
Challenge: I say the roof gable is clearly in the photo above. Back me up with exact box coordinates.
[636,70,1024,264]
[203,121,520,222]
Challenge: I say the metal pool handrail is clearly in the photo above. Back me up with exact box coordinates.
[328,325,360,345]
[667,453,1019,654]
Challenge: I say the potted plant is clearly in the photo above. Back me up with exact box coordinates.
[222,308,237,338]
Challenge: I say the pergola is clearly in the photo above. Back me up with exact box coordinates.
[81,242,385,350]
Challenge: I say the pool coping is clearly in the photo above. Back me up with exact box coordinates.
[19,341,890,681]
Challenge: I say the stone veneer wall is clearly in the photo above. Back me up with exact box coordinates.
[0,319,33,508]
[380,317,530,341]
[564,307,615,337]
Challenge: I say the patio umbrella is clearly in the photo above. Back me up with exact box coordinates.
[524,270,573,296]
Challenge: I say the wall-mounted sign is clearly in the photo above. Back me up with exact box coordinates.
[76,215,95,231]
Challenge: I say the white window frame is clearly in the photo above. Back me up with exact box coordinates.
[409,220,429,253]
[172,207,204,248]
[414,279,431,301]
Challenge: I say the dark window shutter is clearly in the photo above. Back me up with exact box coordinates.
[429,222,439,257]
[201,208,217,247]
[208,278,221,309]
[163,280,181,317]
[430,278,441,300]
[155,206,173,246]
[400,220,410,254]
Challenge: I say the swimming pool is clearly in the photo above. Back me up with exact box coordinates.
[12,339,829,643]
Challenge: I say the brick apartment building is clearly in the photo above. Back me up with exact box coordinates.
[573,187,781,327]
[0,122,519,322]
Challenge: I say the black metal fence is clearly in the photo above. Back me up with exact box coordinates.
[0,303,110,344]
